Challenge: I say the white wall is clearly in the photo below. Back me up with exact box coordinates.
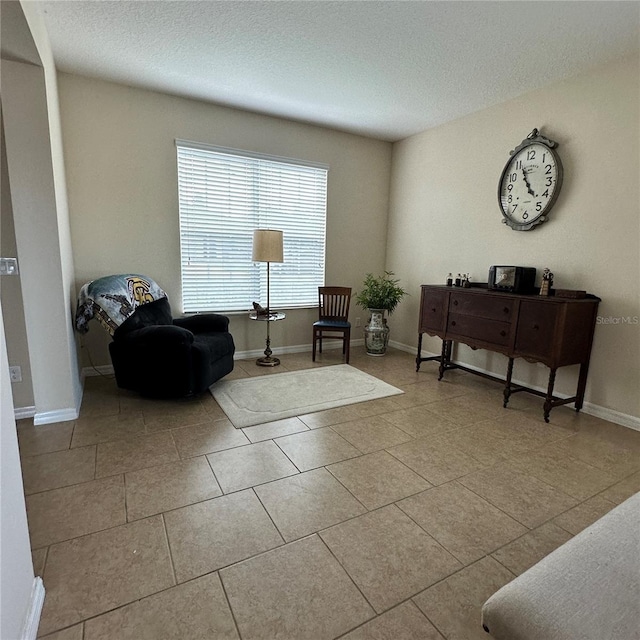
[0,302,37,640]
[387,54,640,421]
[0,1,82,422]
[57,74,393,365]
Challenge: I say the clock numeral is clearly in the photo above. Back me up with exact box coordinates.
[509,172,518,183]
[507,184,513,192]
[545,164,552,175]
[536,202,542,212]
[546,177,553,187]
[515,160,523,170]
[542,189,549,198]
[527,149,536,161]
[542,152,547,163]
[508,195,513,203]
[522,211,529,220]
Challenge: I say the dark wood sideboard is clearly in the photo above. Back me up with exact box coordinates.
[416,285,600,421]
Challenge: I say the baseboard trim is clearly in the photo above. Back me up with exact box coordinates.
[21,577,45,640]
[581,403,640,432]
[33,407,79,426]
[14,405,36,420]
[234,339,365,361]
[17,395,83,426]
[393,340,640,432]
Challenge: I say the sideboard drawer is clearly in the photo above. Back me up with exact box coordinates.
[447,313,511,347]
[420,288,448,333]
[514,302,559,360]
[450,292,514,321]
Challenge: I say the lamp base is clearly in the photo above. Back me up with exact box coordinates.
[256,355,280,367]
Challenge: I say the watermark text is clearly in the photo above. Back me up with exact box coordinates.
[596,316,639,325]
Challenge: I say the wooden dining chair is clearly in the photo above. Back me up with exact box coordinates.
[312,286,352,363]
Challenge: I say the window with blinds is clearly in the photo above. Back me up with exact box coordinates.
[176,141,328,313]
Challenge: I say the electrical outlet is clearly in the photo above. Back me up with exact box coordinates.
[355,317,361,327]
[0,257,19,275]
[9,366,22,383]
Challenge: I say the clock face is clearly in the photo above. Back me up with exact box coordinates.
[498,140,563,231]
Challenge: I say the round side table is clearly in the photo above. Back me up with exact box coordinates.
[249,312,286,366]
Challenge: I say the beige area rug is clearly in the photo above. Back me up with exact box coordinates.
[210,364,404,428]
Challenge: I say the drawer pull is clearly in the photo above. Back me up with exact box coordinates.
[432,308,437,313]
[503,307,510,314]
[453,300,459,306]
[500,330,507,337]
[533,324,539,330]
[451,321,457,327]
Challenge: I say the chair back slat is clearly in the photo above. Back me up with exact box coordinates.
[318,287,351,322]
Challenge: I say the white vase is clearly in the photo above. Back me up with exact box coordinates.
[364,309,390,356]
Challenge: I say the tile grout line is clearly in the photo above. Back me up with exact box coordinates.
[160,512,178,586]
[122,472,129,523]
[217,571,244,640]
[323,464,382,512]
[271,436,304,473]
[457,471,580,531]
[50,574,194,638]
[314,533,378,621]
[250,487,286,546]
[203,453,225,495]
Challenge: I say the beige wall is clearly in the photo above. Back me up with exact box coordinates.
[58,73,392,365]
[387,54,640,419]
[1,1,82,421]
[1,114,35,409]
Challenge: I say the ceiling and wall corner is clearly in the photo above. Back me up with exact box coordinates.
[34,0,640,141]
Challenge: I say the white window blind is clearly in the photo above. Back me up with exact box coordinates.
[176,141,327,313]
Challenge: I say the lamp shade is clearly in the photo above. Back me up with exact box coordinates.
[252,229,283,263]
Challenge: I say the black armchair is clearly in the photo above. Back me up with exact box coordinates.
[108,297,235,398]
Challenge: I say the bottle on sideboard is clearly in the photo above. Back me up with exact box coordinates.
[455,274,462,287]
[446,273,453,286]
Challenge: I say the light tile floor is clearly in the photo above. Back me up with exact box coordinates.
[16,347,640,639]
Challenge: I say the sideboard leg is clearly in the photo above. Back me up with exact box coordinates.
[543,368,557,423]
[503,358,514,408]
[575,361,590,412]
[445,340,453,363]
[438,339,448,380]
[416,333,423,372]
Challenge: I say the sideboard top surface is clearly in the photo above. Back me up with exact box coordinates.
[421,285,600,304]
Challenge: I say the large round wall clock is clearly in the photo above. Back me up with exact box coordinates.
[498,128,564,231]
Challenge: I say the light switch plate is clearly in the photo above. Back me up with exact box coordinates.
[0,257,19,275]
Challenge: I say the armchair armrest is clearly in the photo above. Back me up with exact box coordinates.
[173,314,230,333]
[120,324,194,347]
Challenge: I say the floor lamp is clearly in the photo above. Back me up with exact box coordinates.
[252,229,284,366]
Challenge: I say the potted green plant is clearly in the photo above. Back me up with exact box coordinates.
[355,271,407,355]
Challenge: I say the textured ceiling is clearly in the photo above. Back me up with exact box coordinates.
[36,1,640,141]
